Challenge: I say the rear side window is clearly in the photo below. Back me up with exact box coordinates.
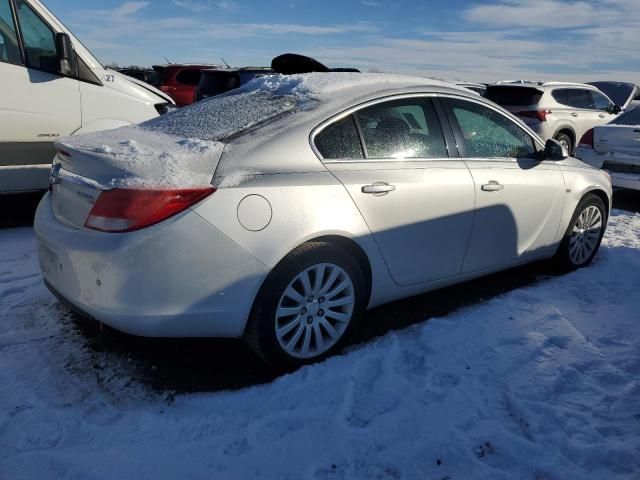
[551,89,569,106]
[485,86,543,106]
[446,98,536,158]
[612,107,640,125]
[315,115,364,159]
[567,89,594,109]
[175,68,203,85]
[15,0,57,73]
[0,0,22,65]
[355,99,447,158]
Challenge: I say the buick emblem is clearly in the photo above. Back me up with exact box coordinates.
[50,163,62,185]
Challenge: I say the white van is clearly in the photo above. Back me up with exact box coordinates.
[0,0,174,193]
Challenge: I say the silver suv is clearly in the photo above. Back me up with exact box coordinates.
[485,81,622,153]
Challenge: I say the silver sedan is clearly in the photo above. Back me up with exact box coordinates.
[34,73,612,367]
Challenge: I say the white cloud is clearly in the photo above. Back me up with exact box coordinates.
[361,1,381,6]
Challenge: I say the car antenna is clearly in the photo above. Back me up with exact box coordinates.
[221,57,230,68]
[164,56,172,64]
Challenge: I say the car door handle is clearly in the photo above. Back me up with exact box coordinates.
[481,181,504,192]
[599,113,606,118]
[361,182,396,195]
[571,113,579,117]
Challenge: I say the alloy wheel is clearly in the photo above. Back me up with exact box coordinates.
[569,205,602,265]
[275,263,355,359]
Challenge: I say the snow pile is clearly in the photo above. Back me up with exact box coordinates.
[57,128,224,188]
[1,211,639,479]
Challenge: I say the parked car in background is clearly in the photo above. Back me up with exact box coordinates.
[150,64,222,106]
[116,67,156,84]
[0,0,174,193]
[35,73,611,367]
[575,106,640,190]
[196,67,272,101]
[455,82,486,96]
[485,81,621,154]
[587,81,640,111]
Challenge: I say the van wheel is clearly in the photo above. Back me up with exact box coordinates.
[554,132,573,155]
[554,193,606,271]
[244,241,366,368]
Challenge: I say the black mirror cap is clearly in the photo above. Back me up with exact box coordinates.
[55,32,78,77]
[612,104,623,114]
[545,138,568,160]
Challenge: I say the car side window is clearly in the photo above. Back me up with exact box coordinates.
[590,90,613,111]
[15,0,57,73]
[175,69,203,85]
[315,115,364,159]
[551,89,569,106]
[355,99,447,159]
[567,89,594,109]
[447,98,537,158]
[0,0,22,65]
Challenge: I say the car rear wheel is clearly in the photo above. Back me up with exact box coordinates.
[554,132,573,155]
[244,241,366,367]
[554,193,606,270]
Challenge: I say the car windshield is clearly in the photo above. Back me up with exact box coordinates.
[484,86,543,106]
[611,106,640,126]
[139,90,298,141]
[589,82,636,107]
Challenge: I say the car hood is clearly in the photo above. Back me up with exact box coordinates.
[588,81,639,110]
[102,68,175,105]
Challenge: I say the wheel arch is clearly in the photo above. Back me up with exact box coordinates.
[554,127,576,148]
[583,187,610,216]
[306,235,373,305]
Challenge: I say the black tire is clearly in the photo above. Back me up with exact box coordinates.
[244,241,367,368]
[554,132,573,155]
[553,193,607,271]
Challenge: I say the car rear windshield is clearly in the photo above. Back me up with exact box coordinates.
[485,86,543,106]
[139,90,298,141]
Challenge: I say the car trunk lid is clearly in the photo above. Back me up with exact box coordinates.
[51,127,224,229]
[594,125,640,159]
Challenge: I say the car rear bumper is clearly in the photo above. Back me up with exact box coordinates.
[575,148,640,190]
[34,193,269,337]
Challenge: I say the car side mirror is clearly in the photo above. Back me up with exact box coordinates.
[544,138,568,160]
[55,32,77,77]
[611,104,622,114]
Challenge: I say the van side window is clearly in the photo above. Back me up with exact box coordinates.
[15,0,58,73]
[0,0,22,65]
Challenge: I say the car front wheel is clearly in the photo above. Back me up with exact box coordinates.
[245,241,366,367]
[554,193,606,270]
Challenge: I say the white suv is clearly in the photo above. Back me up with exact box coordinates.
[485,81,622,154]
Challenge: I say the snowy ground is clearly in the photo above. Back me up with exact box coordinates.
[1,208,639,479]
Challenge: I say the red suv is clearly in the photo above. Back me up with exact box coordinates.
[150,64,222,107]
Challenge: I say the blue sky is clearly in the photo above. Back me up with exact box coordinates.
[46,0,640,82]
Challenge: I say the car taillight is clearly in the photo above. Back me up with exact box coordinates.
[516,110,551,122]
[85,187,215,233]
[578,129,594,148]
